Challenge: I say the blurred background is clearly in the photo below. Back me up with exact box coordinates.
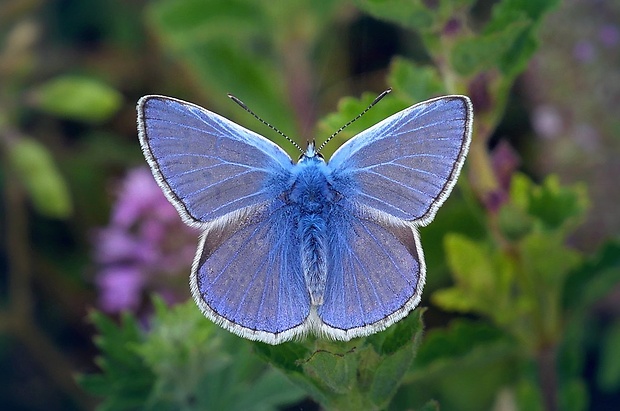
[1,0,619,410]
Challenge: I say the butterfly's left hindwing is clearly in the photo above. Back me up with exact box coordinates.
[138,96,294,226]
[317,206,424,339]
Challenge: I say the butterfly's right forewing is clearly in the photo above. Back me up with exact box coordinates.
[138,96,294,226]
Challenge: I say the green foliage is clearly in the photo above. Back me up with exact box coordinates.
[510,173,589,232]
[81,299,304,410]
[434,173,587,346]
[451,19,531,76]
[433,234,516,323]
[255,310,424,410]
[146,0,340,154]
[563,241,620,313]
[387,57,447,103]
[597,321,620,392]
[429,169,615,410]
[7,137,72,218]
[79,312,155,411]
[29,76,123,123]
[399,320,517,411]
[351,0,436,31]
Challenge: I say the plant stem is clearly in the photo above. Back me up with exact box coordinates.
[537,345,558,411]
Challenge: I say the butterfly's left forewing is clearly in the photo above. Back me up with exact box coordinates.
[328,96,472,225]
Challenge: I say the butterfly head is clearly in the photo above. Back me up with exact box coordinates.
[298,140,325,163]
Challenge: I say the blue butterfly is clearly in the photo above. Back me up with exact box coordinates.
[138,93,472,344]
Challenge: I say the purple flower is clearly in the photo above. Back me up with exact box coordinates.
[96,267,145,313]
[573,40,596,63]
[485,140,520,213]
[532,105,563,140]
[93,167,199,314]
[599,25,620,48]
[491,140,520,192]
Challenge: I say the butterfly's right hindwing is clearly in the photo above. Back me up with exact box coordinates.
[138,96,294,226]
[190,203,311,344]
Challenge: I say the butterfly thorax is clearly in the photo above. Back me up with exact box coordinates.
[288,156,333,306]
[290,156,333,212]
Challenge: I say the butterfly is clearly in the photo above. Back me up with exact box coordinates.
[137,93,472,345]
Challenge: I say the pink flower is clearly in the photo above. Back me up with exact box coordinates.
[92,167,199,313]
[96,267,145,313]
[484,140,520,213]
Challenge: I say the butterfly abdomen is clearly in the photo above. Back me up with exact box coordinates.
[299,214,327,305]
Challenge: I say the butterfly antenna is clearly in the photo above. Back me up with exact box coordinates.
[228,94,303,153]
[317,88,392,153]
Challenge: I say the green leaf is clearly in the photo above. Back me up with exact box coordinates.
[83,300,304,411]
[352,0,435,31]
[433,234,515,320]
[302,347,359,395]
[405,321,517,411]
[563,241,620,311]
[489,0,561,27]
[79,312,155,410]
[29,76,123,122]
[520,231,581,288]
[518,231,582,343]
[146,0,306,154]
[148,0,263,42]
[559,378,588,411]
[387,57,446,103]
[508,173,589,232]
[527,175,588,231]
[597,321,620,392]
[514,376,545,411]
[138,298,304,410]
[367,311,425,408]
[414,320,508,368]
[498,202,533,241]
[450,19,531,76]
[369,308,425,356]
[258,311,424,410]
[8,137,72,218]
[482,0,561,77]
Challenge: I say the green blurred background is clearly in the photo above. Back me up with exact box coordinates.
[1,0,619,410]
